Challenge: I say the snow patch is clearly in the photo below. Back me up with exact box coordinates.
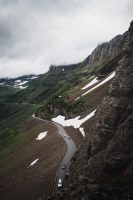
[29,76,38,80]
[81,77,99,90]
[17,81,28,86]
[0,82,5,85]
[76,72,115,100]
[32,114,35,118]
[15,80,21,83]
[19,85,28,89]
[36,131,48,140]
[29,158,39,167]
[52,110,96,137]
[14,80,28,89]
[79,127,85,137]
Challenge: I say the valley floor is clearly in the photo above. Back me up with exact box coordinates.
[0,117,70,200]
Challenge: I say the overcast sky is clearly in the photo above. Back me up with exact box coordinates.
[0,0,132,78]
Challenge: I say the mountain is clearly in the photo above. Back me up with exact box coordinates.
[0,74,39,89]
[0,21,132,200]
[4,29,127,114]
[54,21,133,200]
[49,63,81,73]
[36,30,128,120]
[48,30,127,75]
[81,32,127,68]
[0,74,39,103]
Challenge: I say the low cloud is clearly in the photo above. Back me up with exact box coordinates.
[0,0,132,77]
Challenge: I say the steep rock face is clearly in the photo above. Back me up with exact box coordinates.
[54,21,133,200]
[83,32,127,67]
[49,63,81,74]
[48,31,127,74]
[90,21,133,157]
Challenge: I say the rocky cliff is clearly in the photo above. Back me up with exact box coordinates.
[54,21,133,200]
[81,31,127,68]
[49,63,81,74]
[48,30,127,74]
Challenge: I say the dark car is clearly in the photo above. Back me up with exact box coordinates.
[65,172,69,179]
[62,164,66,170]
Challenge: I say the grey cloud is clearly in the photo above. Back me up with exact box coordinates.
[0,0,132,78]
[0,0,19,6]
[0,20,12,47]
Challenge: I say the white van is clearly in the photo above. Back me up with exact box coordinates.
[57,179,63,188]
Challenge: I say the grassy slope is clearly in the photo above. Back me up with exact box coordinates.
[0,51,121,199]
[0,103,40,159]
[7,69,93,105]
[0,58,117,168]
[7,73,70,104]
[37,74,113,119]
[83,53,122,75]
[0,53,121,157]
[35,54,121,119]
[0,86,18,103]
[0,117,66,200]
[4,54,121,120]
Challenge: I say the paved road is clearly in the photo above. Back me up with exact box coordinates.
[32,114,76,189]
[53,122,76,187]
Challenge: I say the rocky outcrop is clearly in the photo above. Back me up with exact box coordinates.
[48,31,127,74]
[49,63,81,74]
[82,32,127,67]
[54,21,133,200]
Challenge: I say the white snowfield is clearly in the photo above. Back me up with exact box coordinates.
[29,158,39,167]
[29,76,38,80]
[17,80,28,86]
[15,80,21,83]
[76,72,115,100]
[19,85,28,89]
[52,109,96,137]
[14,80,28,90]
[81,77,99,90]
[79,127,85,137]
[14,76,38,90]
[36,131,48,140]
[0,82,5,85]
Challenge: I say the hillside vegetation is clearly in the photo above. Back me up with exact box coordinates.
[0,103,40,158]
[0,31,124,153]
[0,21,132,200]
[0,86,18,103]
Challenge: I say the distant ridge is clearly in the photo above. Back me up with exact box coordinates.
[48,31,127,74]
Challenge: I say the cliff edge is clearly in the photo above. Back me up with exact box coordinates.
[54,21,133,200]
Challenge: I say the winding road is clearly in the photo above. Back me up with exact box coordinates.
[32,114,76,189]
